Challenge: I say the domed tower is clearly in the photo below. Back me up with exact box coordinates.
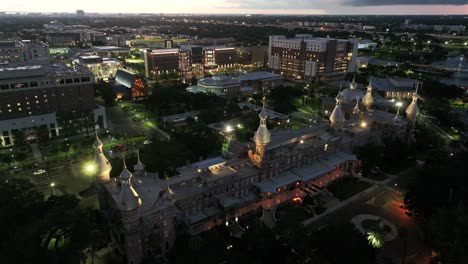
[362,78,374,110]
[93,132,112,184]
[339,76,364,103]
[405,88,420,121]
[133,150,145,176]
[329,91,345,129]
[118,158,143,264]
[249,96,271,168]
[352,98,361,119]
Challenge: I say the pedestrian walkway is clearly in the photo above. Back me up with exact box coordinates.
[30,143,43,162]
[302,171,404,227]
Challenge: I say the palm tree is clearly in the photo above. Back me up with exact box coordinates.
[398,227,409,264]
[367,227,385,264]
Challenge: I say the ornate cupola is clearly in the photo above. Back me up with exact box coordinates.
[352,98,361,116]
[340,75,364,103]
[93,132,112,184]
[362,78,374,109]
[118,157,141,212]
[406,87,420,121]
[133,150,145,174]
[249,96,271,167]
[330,90,345,128]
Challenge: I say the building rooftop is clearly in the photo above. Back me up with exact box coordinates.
[238,71,282,81]
[0,63,92,80]
[267,124,332,150]
[198,75,240,87]
[238,102,288,120]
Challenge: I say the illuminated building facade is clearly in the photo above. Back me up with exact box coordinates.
[268,35,357,81]
[144,46,237,78]
[144,48,180,78]
[94,83,415,263]
[0,64,102,146]
[73,55,123,80]
[114,69,147,99]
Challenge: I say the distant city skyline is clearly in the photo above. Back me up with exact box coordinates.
[1,0,467,15]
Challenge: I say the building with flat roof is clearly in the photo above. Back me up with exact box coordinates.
[0,40,50,66]
[268,35,357,82]
[73,55,123,80]
[187,71,281,97]
[144,46,238,79]
[144,48,180,78]
[90,46,131,59]
[0,63,103,146]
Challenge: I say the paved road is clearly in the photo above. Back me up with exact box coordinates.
[305,175,427,264]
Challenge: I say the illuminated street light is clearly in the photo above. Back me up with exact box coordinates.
[394,101,403,121]
[85,163,96,174]
[225,125,233,132]
[50,182,56,195]
[360,121,367,128]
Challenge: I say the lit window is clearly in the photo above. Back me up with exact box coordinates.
[324,144,328,151]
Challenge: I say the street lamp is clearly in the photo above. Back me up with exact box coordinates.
[50,182,56,195]
[85,163,96,174]
[394,102,403,121]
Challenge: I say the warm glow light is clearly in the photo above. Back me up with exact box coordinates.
[292,197,303,203]
[85,163,96,173]
[50,182,55,187]
[225,125,233,132]
[361,122,368,128]
[396,102,403,107]
[300,140,304,144]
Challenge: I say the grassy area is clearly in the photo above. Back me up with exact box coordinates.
[327,176,373,201]
[275,202,313,227]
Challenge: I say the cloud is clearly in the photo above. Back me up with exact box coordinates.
[344,0,467,6]
[230,0,335,10]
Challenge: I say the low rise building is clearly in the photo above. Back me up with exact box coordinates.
[73,55,123,80]
[0,40,50,65]
[114,69,147,99]
[187,72,281,97]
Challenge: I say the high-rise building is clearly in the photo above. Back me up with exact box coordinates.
[0,64,99,146]
[144,48,180,78]
[76,10,85,17]
[268,35,357,82]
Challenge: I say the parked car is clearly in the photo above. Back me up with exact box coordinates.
[33,169,46,175]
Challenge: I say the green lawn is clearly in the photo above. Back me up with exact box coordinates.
[275,202,313,227]
[327,176,373,201]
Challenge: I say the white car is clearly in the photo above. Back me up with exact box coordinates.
[33,169,46,175]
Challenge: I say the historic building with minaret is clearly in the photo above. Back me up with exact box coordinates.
[93,78,419,262]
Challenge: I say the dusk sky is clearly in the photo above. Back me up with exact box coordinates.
[1,0,467,15]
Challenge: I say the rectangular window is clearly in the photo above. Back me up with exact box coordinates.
[73,78,80,83]
[0,84,9,90]
[65,79,72,84]
[81,76,90,82]
[29,81,38,87]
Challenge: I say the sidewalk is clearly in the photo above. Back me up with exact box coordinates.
[30,143,43,162]
[302,173,399,227]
